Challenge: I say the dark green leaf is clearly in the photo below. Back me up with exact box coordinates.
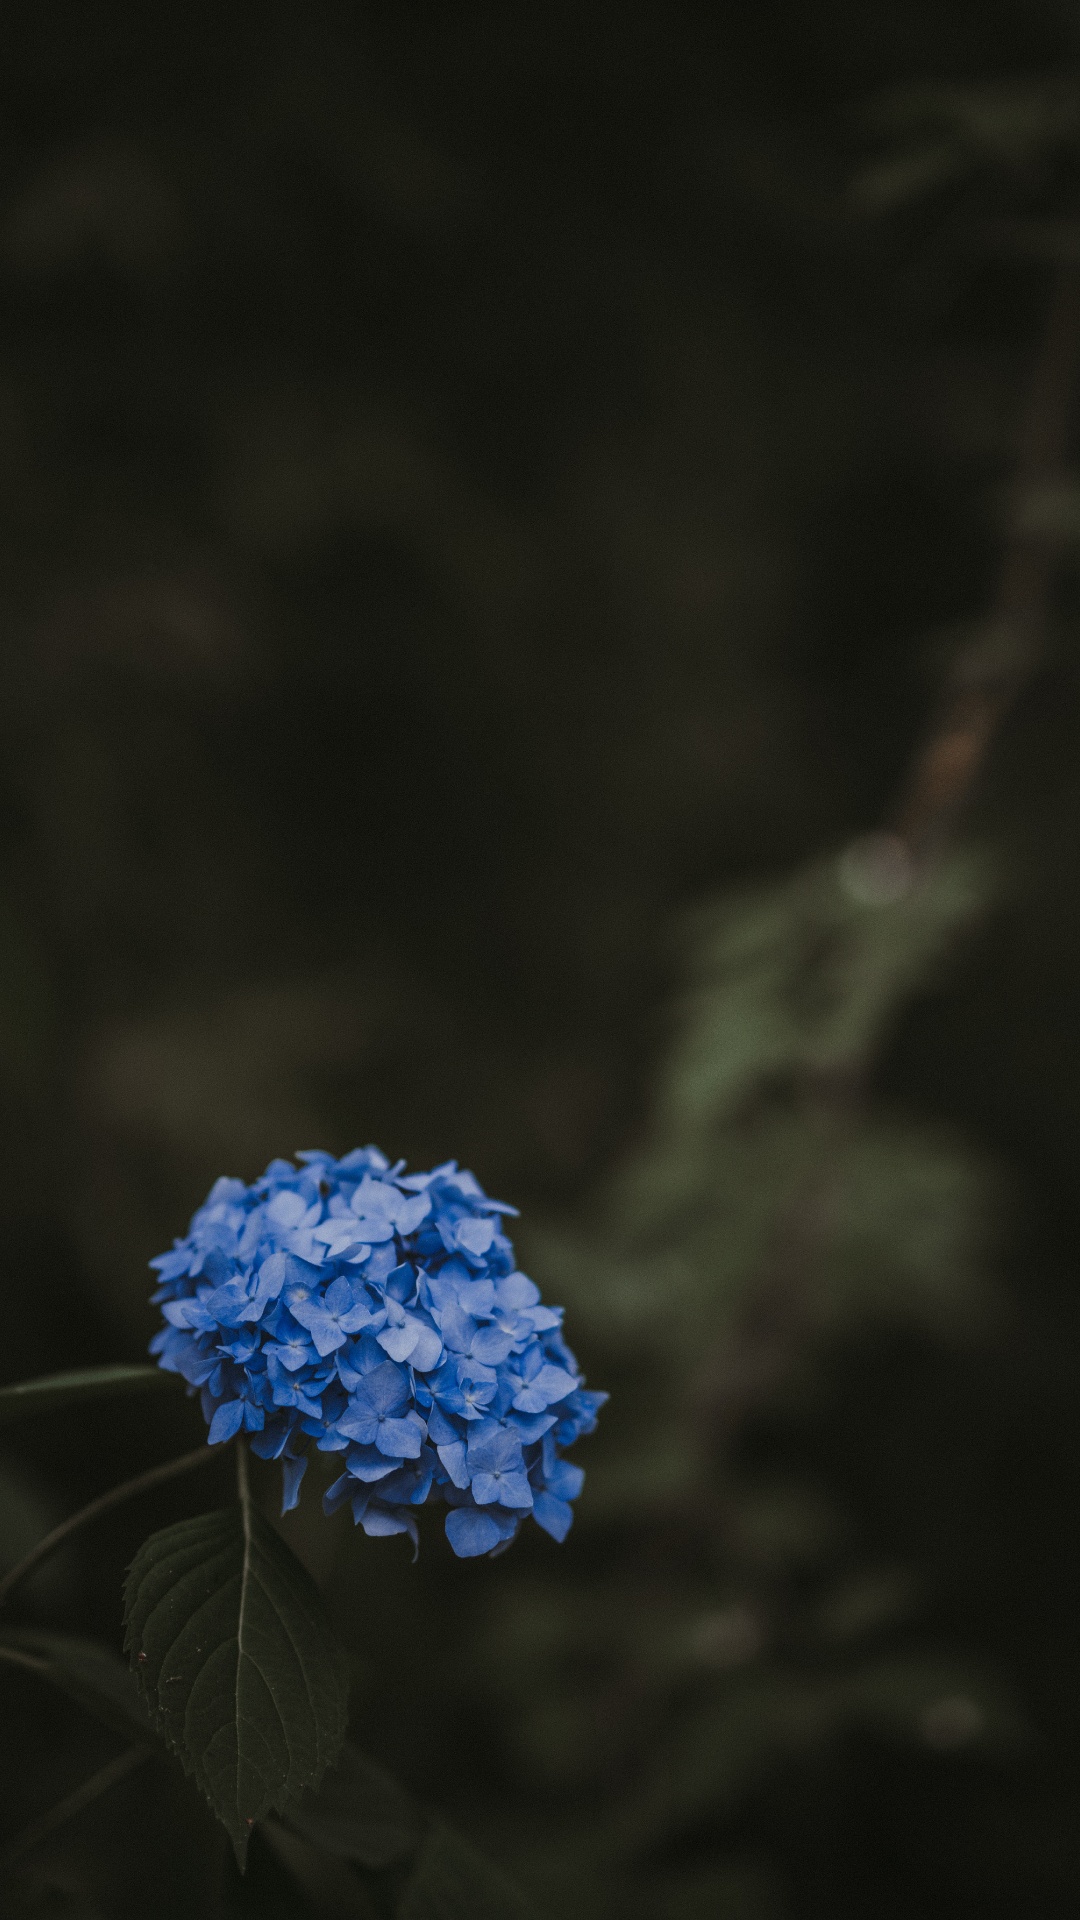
[0,1865,106,1920]
[0,1450,71,1605]
[400,1825,533,1920]
[284,1739,424,1870]
[260,1821,382,1919]
[0,1366,178,1426]
[0,1627,158,1747]
[232,1824,348,1920]
[655,850,987,1151]
[122,1478,348,1868]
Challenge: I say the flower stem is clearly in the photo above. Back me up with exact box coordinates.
[236,1430,250,1504]
[1,1745,150,1867]
[0,1441,228,1610]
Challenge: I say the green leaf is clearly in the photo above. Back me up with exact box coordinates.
[657,849,987,1144]
[0,1365,178,1426]
[122,1468,348,1869]
[824,1119,996,1334]
[283,1739,424,1869]
[0,1450,70,1605]
[260,1822,382,1919]
[400,1824,533,1920]
[0,1627,158,1746]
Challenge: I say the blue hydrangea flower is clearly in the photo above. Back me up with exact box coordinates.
[149,1148,606,1557]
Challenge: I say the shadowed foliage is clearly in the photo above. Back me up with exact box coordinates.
[3,3,1080,1916]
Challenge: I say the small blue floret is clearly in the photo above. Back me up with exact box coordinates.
[149,1148,606,1557]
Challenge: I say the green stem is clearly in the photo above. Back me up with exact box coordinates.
[1,1745,150,1867]
[0,1441,229,1611]
[0,1642,48,1679]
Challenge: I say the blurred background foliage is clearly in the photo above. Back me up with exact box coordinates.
[5,1,1080,1915]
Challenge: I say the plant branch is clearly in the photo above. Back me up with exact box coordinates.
[895,261,1080,856]
[0,1442,227,1611]
[0,1745,150,1868]
[697,261,1080,1455]
[0,1641,48,1679]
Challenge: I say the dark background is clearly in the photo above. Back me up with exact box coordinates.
[3,4,1080,1917]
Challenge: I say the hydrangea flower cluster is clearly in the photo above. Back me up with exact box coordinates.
[149,1148,605,1558]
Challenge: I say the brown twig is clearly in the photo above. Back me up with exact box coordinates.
[894,261,1080,856]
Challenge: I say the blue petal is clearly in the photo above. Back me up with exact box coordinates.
[426,1403,461,1445]
[280,1453,308,1513]
[359,1506,419,1559]
[323,1473,355,1516]
[207,1399,246,1445]
[346,1443,401,1483]
[395,1193,431,1234]
[544,1458,585,1502]
[376,1415,424,1458]
[497,1470,534,1510]
[455,1217,495,1257]
[437,1440,470,1489]
[150,1145,606,1563]
[445,1508,502,1557]
[377,1321,420,1363]
[533,1492,574,1542]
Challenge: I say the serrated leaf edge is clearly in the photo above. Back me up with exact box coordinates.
[124,1458,347,1868]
